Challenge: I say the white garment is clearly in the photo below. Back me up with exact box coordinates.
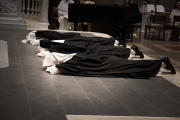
[45,65,61,74]
[37,51,50,58]
[21,31,37,44]
[139,6,150,31]
[37,46,48,52]
[114,40,119,46]
[30,39,40,46]
[169,9,180,23]
[21,30,40,46]
[42,52,76,68]
[57,0,74,30]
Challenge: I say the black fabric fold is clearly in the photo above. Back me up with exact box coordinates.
[36,31,162,79]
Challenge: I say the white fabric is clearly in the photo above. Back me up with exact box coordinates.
[37,51,50,57]
[161,62,166,68]
[169,9,180,23]
[42,52,76,68]
[30,39,40,46]
[21,39,27,43]
[51,40,65,43]
[114,40,119,46]
[21,31,38,45]
[139,6,150,31]
[37,46,48,52]
[45,65,61,74]
[130,49,136,55]
[57,0,74,30]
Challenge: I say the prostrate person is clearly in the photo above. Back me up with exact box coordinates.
[21,31,176,78]
[57,0,74,30]
[45,55,176,79]
[170,0,180,23]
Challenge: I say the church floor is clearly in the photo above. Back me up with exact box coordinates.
[0,29,180,120]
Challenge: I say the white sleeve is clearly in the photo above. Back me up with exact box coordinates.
[169,10,175,19]
[139,7,143,14]
[58,2,63,16]
[37,51,50,57]
[45,65,61,74]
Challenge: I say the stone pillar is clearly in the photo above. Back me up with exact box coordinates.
[0,0,27,29]
[38,0,49,30]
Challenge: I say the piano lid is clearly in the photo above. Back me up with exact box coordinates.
[68,4,141,26]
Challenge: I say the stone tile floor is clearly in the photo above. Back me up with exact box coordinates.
[0,29,180,120]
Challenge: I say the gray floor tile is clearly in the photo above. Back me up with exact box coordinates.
[61,99,98,115]
[0,97,31,113]
[99,78,165,117]
[0,113,32,120]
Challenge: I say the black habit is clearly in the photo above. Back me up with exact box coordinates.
[36,31,162,79]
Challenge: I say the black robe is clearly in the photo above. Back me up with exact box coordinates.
[56,54,162,79]
[36,31,162,79]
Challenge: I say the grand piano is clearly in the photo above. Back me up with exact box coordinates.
[68,4,141,42]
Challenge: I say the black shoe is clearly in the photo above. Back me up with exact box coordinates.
[131,45,144,58]
[116,38,127,47]
[161,56,176,74]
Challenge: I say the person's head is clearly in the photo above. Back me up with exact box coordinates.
[142,0,149,6]
[177,1,180,10]
[123,0,129,6]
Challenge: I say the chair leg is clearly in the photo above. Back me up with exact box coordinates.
[139,28,141,40]
[172,31,174,41]
[163,29,165,41]
[159,29,161,40]
[144,26,147,39]
[131,31,133,42]
[148,27,151,40]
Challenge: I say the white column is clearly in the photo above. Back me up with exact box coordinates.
[31,0,35,15]
[21,0,25,14]
[34,0,38,16]
[0,0,27,30]
[38,0,49,29]
[27,0,30,15]
[38,0,42,20]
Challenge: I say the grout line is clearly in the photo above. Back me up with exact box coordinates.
[121,78,166,117]
[97,78,133,116]
[145,80,180,106]
[14,34,34,120]
[72,76,100,115]
[47,75,67,114]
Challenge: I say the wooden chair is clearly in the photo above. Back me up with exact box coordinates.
[131,15,143,40]
[145,15,167,41]
[171,15,180,41]
[116,26,134,42]
[50,7,59,29]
